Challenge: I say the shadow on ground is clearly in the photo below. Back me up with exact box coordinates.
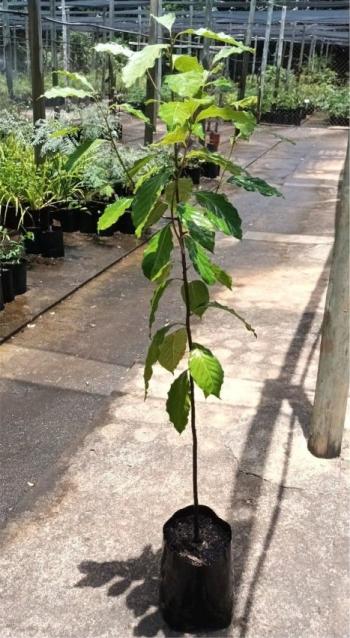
[75,259,329,637]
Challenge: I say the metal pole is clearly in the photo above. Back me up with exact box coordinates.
[28,0,46,164]
[2,0,14,98]
[298,26,306,72]
[25,18,30,78]
[13,26,17,76]
[202,0,213,69]
[286,21,296,78]
[137,5,142,49]
[308,141,349,459]
[50,0,58,86]
[258,0,274,119]
[239,0,257,100]
[251,35,258,76]
[188,0,193,55]
[144,0,162,145]
[61,0,68,71]
[273,5,287,98]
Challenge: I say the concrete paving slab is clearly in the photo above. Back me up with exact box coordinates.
[0,124,349,638]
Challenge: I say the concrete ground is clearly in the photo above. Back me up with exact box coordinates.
[0,124,349,638]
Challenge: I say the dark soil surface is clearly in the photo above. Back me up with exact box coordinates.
[166,509,231,566]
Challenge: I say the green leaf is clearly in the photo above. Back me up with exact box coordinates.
[192,123,205,140]
[49,126,79,139]
[186,149,241,176]
[44,86,92,99]
[122,44,168,88]
[231,95,258,109]
[195,191,242,239]
[65,139,103,171]
[166,371,190,433]
[95,42,132,57]
[165,71,206,98]
[195,106,256,137]
[158,328,187,373]
[212,46,246,65]
[128,154,154,178]
[165,178,192,206]
[97,197,133,231]
[149,279,172,334]
[189,344,224,398]
[173,55,204,73]
[227,174,282,197]
[55,70,95,91]
[151,12,176,33]
[208,78,234,91]
[178,203,215,253]
[180,29,250,48]
[185,237,231,289]
[159,100,200,128]
[144,324,175,397]
[119,103,150,124]
[181,280,209,317]
[155,125,189,146]
[142,225,173,281]
[195,105,238,122]
[132,170,170,236]
[205,301,257,337]
[211,263,232,290]
[142,199,168,234]
[229,110,256,139]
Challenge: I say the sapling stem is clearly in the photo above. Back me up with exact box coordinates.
[173,142,200,543]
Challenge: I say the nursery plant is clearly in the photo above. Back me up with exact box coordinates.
[46,15,282,631]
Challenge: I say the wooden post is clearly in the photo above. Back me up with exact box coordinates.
[144,0,162,145]
[258,0,274,119]
[28,0,46,164]
[308,141,349,459]
[325,42,330,63]
[2,0,14,98]
[238,0,257,100]
[273,5,287,99]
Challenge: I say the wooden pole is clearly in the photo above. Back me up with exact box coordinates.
[2,0,14,98]
[273,5,287,98]
[238,0,257,100]
[28,0,46,164]
[258,0,274,119]
[144,0,162,145]
[308,141,349,459]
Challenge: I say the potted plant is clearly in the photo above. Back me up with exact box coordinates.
[0,226,28,295]
[47,20,281,630]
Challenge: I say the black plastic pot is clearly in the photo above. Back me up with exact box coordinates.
[55,208,80,233]
[329,115,350,127]
[0,206,22,230]
[202,162,220,178]
[0,267,15,303]
[115,211,135,235]
[187,167,201,185]
[40,227,65,258]
[1,260,27,295]
[24,226,42,254]
[79,210,98,234]
[159,504,233,632]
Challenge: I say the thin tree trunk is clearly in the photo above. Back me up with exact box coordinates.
[308,140,349,458]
